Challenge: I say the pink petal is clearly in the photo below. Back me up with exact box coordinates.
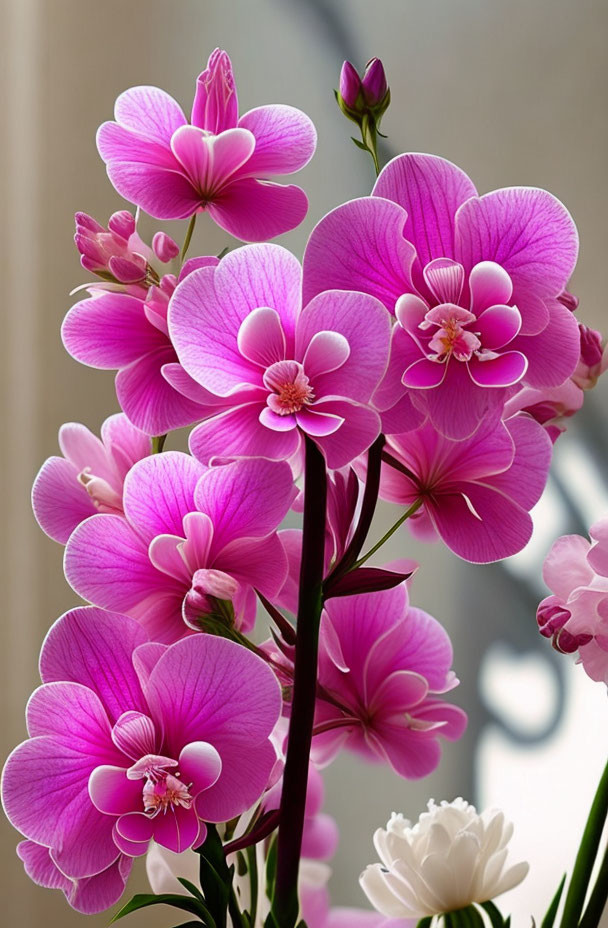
[378,393,426,436]
[302,330,350,380]
[301,812,340,861]
[542,534,594,600]
[467,351,528,387]
[313,399,381,469]
[151,805,200,853]
[178,741,222,794]
[106,161,201,220]
[115,812,154,845]
[373,153,477,280]
[373,325,425,412]
[476,303,522,349]
[423,258,465,305]
[89,766,142,815]
[40,607,149,721]
[195,739,278,824]
[191,50,238,133]
[296,407,344,436]
[302,196,416,310]
[194,457,296,550]
[123,451,205,542]
[216,533,289,600]
[237,104,317,175]
[62,292,166,369]
[32,456,96,543]
[514,301,580,388]
[394,606,456,692]
[97,121,177,169]
[297,290,391,403]
[116,346,209,435]
[368,670,429,716]
[113,86,187,143]
[469,261,513,314]
[456,187,579,335]
[67,856,132,914]
[162,362,245,406]
[421,362,504,440]
[170,126,255,190]
[237,307,287,367]
[487,415,552,509]
[207,178,309,242]
[189,403,300,463]
[101,413,150,470]
[402,357,449,389]
[169,245,300,393]
[65,514,174,614]
[259,407,298,432]
[17,840,72,894]
[367,723,443,779]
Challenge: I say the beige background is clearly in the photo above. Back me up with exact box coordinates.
[1,0,607,924]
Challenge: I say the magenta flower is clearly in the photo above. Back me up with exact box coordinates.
[378,415,552,563]
[64,453,296,642]
[62,257,221,435]
[538,519,608,685]
[168,244,391,468]
[310,584,466,779]
[32,414,150,544]
[303,153,580,439]
[1,607,281,913]
[97,48,316,241]
[74,209,178,283]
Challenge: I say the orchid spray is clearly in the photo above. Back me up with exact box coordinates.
[2,47,608,928]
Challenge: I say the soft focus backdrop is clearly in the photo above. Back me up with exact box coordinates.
[2,0,608,924]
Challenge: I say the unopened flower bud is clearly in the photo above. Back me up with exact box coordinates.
[573,324,607,390]
[107,210,136,241]
[338,60,362,110]
[361,58,388,107]
[152,231,180,263]
[336,58,390,123]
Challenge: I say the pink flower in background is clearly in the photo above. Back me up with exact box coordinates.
[169,244,391,468]
[1,607,281,913]
[378,415,552,563]
[97,49,316,241]
[538,518,608,685]
[303,153,580,439]
[32,414,150,543]
[310,584,466,779]
[74,210,178,283]
[572,323,607,390]
[503,380,584,444]
[62,257,221,435]
[64,453,296,642]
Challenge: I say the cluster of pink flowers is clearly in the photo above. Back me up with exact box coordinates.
[2,46,605,927]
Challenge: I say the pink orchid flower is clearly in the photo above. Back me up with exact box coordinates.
[64,453,296,642]
[32,414,150,544]
[378,414,552,563]
[74,209,178,283]
[302,153,580,439]
[1,607,282,913]
[168,244,391,468]
[97,48,316,241]
[63,252,222,436]
[311,584,466,778]
[538,517,608,685]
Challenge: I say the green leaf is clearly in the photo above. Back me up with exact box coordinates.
[197,825,233,928]
[350,137,369,151]
[177,877,206,904]
[539,874,566,928]
[265,834,278,901]
[416,918,434,928]
[171,923,208,928]
[111,893,208,924]
[481,900,508,927]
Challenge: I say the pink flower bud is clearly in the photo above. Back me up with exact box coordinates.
[108,210,136,241]
[152,231,180,263]
[191,48,238,134]
[339,60,362,110]
[573,323,607,390]
[557,289,579,311]
[108,254,147,284]
[537,595,571,638]
[361,58,388,106]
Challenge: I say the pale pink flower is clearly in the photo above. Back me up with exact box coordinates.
[97,49,316,241]
[2,607,281,913]
[32,414,150,543]
[538,517,608,684]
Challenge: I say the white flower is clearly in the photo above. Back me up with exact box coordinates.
[359,798,529,918]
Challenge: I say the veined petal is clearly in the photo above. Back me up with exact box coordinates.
[207,178,309,242]
[113,86,187,144]
[238,104,317,175]
[467,351,527,387]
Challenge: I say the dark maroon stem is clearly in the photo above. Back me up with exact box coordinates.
[272,437,327,927]
[223,809,281,856]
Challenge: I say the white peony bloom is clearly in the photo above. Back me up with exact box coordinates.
[360,798,529,918]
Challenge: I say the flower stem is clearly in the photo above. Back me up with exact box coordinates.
[272,437,327,928]
[151,433,167,454]
[353,498,422,569]
[559,757,608,927]
[180,213,197,264]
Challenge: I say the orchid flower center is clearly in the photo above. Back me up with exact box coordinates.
[128,754,194,818]
[423,305,481,363]
[263,360,315,415]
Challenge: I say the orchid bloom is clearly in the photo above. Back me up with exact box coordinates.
[64,453,296,642]
[1,607,281,913]
[32,414,150,543]
[303,153,580,439]
[168,244,391,468]
[97,48,316,241]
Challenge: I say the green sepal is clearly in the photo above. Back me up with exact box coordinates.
[481,900,510,927]
[350,137,369,151]
[110,893,210,924]
[539,874,566,928]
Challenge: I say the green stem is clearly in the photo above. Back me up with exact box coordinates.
[579,841,608,928]
[560,758,608,927]
[180,213,197,264]
[353,499,422,569]
[360,114,380,176]
[151,433,167,454]
[228,883,247,928]
[246,843,259,925]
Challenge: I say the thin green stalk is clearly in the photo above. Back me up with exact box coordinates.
[560,758,608,927]
[246,844,259,925]
[228,883,248,928]
[353,499,422,569]
[151,433,167,454]
[180,213,197,264]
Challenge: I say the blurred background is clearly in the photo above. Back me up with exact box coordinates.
[2,0,608,924]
